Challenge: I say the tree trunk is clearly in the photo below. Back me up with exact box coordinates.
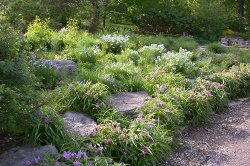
[88,0,100,33]
[237,0,245,17]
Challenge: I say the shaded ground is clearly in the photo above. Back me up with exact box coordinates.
[162,97,250,166]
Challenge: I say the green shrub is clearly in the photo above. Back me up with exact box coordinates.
[100,34,129,54]
[24,106,76,148]
[206,42,227,54]
[47,81,111,120]
[89,118,173,166]
[24,16,53,51]
[103,62,143,92]
[155,48,196,76]
[207,64,250,99]
[30,59,61,89]
[0,20,39,135]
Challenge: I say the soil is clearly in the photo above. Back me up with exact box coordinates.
[162,97,250,166]
[1,97,250,166]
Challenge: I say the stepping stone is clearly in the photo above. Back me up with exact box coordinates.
[46,60,76,75]
[62,111,96,138]
[0,145,57,166]
[111,91,150,116]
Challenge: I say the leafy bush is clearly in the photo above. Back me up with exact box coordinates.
[207,64,250,99]
[24,16,53,51]
[89,118,173,166]
[103,62,143,92]
[24,106,75,148]
[206,42,227,54]
[155,48,196,76]
[47,81,111,120]
[0,20,39,135]
[30,59,60,89]
[100,34,129,54]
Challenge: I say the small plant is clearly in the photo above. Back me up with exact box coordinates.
[100,34,129,54]
[103,62,143,92]
[30,59,60,89]
[206,42,227,54]
[155,48,195,75]
[24,16,53,51]
[47,81,111,120]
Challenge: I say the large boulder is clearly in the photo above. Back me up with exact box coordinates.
[46,60,76,75]
[111,91,150,117]
[0,145,57,166]
[62,111,96,138]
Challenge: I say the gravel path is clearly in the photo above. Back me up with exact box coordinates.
[161,97,250,166]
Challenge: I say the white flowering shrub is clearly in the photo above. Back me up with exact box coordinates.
[104,62,142,91]
[100,34,129,54]
[155,47,195,73]
[104,62,139,77]
[137,44,166,66]
[139,44,166,54]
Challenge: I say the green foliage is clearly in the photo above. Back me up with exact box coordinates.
[103,62,143,92]
[89,118,173,166]
[24,16,53,51]
[100,34,129,54]
[208,63,250,99]
[206,42,227,54]
[0,20,39,136]
[24,106,75,148]
[47,81,111,120]
[30,59,61,89]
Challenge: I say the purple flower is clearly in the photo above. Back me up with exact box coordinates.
[36,110,41,116]
[141,147,149,153]
[26,160,31,165]
[124,151,126,155]
[178,119,181,124]
[63,151,71,160]
[76,151,84,158]
[170,137,173,142]
[74,89,77,93]
[45,116,50,123]
[96,103,99,108]
[88,161,93,166]
[34,156,40,163]
[161,85,167,91]
[134,157,138,161]
[83,151,88,159]
[73,161,81,166]
[188,97,196,101]
[104,138,111,143]
[35,102,40,107]
[204,91,213,98]
[63,126,68,132]
[55,163,60,166]
[109,159,113,163]
[99,92,103,96]
[120,134,125,140]
[98,146,103,152]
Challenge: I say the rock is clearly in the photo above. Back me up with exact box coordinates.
[0,144,57,166]
[46,60,76,75]
[62,111,96,138]
[111,91,150,117]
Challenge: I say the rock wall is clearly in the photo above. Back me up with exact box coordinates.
[221,37,250,48]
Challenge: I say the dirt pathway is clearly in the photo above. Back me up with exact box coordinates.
[162,97,250,166]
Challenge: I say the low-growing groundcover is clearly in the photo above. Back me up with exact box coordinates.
[2,18,250,166]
